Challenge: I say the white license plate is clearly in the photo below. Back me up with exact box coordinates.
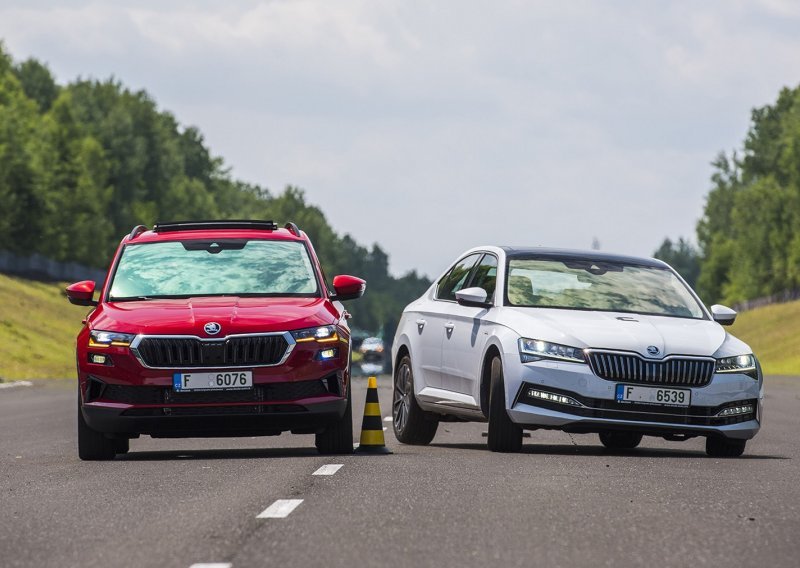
[615,384,691,407]
[173,371,253,392]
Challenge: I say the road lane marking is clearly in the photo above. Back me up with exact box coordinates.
[190,564,231,568]
[0,380,34,390]
[383,427,388,431]
[312,464,343,476]
[257,499,303,519]
[383,416,393,422]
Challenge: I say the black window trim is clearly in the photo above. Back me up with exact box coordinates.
[501,254,709,320]
[104,238,323,302]
[433,251,494,304]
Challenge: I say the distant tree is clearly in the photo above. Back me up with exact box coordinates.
[696,85,800,304]
[0,45,430,334]
[13,58,59,112]
[653,237,701,289]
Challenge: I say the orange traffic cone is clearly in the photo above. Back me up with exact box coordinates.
[356,376,392,454]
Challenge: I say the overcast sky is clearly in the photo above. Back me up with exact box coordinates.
[2,1,800,278]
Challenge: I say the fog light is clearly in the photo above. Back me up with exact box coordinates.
[317,348,338,361]
[716,404,754,417]
[88,353,112,365]
[527,388,582,407]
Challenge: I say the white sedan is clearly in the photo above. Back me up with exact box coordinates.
[391,246,762,456]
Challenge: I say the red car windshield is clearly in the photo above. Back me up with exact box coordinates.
[108,239,319,300]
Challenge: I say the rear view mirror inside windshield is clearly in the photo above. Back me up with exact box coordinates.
[181,240,248,253]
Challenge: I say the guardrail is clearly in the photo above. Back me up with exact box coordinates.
[0,250,106,284]
[732,289,800,312]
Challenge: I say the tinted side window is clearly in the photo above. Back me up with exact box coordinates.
[436,254,481,301]
[469,254,498,300]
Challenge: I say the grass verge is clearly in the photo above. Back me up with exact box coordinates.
[0,273,88,380]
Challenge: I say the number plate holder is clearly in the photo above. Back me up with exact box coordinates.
[173,371,253,392]
[615,384,691,407]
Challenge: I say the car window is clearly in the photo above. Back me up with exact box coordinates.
[506,258,704,319]
[108,239,319,300]
[436,253,482,301]
[469,254,498,300]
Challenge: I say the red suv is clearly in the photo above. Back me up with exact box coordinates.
[66,220,365,460]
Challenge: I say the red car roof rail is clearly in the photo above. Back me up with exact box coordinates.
[128,225,148,240]
[152,220,279,232]
[284,222,302,237]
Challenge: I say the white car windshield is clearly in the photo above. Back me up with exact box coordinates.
[506,258,705,319]
[108,239,319,300]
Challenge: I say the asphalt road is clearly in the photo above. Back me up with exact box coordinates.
[1,375,798,568]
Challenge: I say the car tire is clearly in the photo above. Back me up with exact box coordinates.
[599,430,643,450]
[315,383,354,455]
[392,355,438,445]
[113,438,130,455]
[77,398,116,461]
[705,436,746,457]
[487,356,523,453]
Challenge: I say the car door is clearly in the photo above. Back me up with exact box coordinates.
[416,253,482,391]
[440,253,498,398]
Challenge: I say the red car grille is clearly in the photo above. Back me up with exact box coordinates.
[135,335,289,368]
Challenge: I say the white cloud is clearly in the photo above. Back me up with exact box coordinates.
[2,1,800,277]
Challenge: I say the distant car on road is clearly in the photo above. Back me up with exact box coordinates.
[66,220,365,460]
[391,246,762,457]
[359,337,385,364]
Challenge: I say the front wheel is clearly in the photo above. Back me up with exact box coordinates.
[706,436,746,457]
[315,383,354,455]
[487,356,523,453]
[393,355,438,445]
[599,430,643,450]
[78,398,116,461]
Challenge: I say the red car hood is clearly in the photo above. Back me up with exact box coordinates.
[90,297,339,337]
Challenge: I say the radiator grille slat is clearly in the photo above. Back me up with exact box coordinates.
[587,352,714,387]
[136,335,290,368]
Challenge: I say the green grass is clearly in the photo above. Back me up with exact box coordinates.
[729,299,800,376]
[0,273,88,380]
[1,272,798,379]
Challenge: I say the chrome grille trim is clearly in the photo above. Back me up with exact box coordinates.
[586,350,715,387]
[130,332,295,369]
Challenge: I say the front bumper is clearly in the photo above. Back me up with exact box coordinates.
[504,356,763,440]
[81,395,347,437]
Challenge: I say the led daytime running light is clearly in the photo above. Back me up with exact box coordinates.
[89,330,135,348]
[518,338,586,363]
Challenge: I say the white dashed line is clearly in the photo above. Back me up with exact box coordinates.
[0,380,34,390]
[257,499,304,519]
[189,564,231,568]
[383,427,388,431]
[312,464,343,476]
[383,416,393,422]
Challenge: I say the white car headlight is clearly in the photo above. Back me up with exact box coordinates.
[518,338,586,363]
[716,354,758,379]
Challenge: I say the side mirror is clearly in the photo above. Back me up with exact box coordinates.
[710,304,737,326]
[66,281,98,307]
[330,275,366,301]
[455,287,492,308]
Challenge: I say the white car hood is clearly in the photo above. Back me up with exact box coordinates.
[500,307,734,358]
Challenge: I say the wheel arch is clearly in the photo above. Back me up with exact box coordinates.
[479,341,504,418]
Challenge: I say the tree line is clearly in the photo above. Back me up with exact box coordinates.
[655,84,800,307]
[0,43,429,333]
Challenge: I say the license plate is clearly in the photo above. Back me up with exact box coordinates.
[615,384,691,407]
[173,371,253,392]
